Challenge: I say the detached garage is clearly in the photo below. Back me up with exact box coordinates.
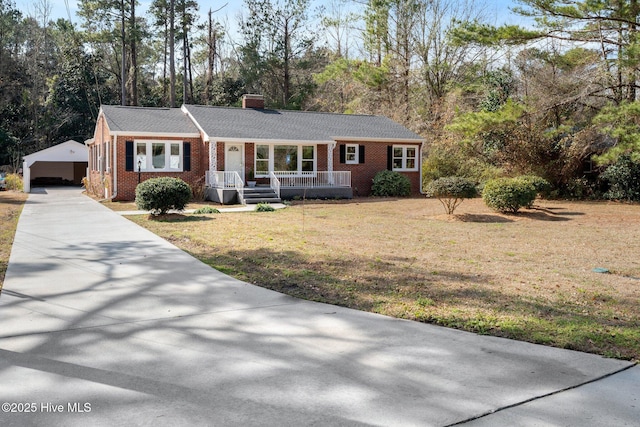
[22,140,89,193]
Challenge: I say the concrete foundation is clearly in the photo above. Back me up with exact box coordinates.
[205,187,239,204]
[280,187,353,200]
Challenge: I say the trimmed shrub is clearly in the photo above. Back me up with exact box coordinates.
[426,176,478,214]
[371,170,411,197]
[518,175,550,196]
[482,177,536,213]
[256,203,275,212]
[193,206,220,214]
[516,175,550,207]
[135,177,192,215]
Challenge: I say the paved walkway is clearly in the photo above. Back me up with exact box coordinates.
[0,187,637,426]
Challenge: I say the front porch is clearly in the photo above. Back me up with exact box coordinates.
[205,171,352,204]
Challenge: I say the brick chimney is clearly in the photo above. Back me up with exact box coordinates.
[242,94,265,109]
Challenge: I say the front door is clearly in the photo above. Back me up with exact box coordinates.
[225,144,244,181]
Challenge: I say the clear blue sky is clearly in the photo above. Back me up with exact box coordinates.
[15,0,528,28]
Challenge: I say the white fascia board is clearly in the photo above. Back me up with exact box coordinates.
[331,136,426,143]
[109,131,201,138]
[212,137,334,145]
[181,105,210,142]
[23,140,88,167]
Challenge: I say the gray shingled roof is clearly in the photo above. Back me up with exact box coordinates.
[101,105,200,135]
[183,104,423,142]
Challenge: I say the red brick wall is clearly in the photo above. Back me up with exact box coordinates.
[333,141,422,196]
[113,136,206,201]
[317,145,328,171]
[86,115,111,199]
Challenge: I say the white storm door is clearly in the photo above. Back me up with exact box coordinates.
[225,144,244,182]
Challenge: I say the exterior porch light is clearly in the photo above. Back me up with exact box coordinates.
[137,158,142,183]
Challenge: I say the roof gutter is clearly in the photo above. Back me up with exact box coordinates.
[110,134,118,200]
[419,140,426,195]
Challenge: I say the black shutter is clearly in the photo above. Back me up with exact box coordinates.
[183,142,191,171]
[387,145,393,170]
[339,144,345,163]
[125,141,134,171]
[359,145,365,164]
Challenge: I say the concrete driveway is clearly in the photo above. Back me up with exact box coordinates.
[0,187,637,426]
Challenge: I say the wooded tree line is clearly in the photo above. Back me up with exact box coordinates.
[2,0,640,199]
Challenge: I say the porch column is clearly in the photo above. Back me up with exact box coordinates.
[327,142,336,184]
[23,160,30,193]
[208,140,217,185]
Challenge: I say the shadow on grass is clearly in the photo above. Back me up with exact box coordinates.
[196,246,640,359]
[0,192,29,206]
[452,214,514,223]
[149,214,216,222]
[513,210,571,221]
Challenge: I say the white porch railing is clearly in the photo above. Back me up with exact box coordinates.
[272,171,351,188]
[206,171,244,203]
[268,172,281,199]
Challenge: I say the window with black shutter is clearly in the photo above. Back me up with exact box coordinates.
[125,141,134,171]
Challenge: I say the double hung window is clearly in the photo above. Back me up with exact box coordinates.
[136,141,183,172]
[255,144,316,176]
[392,145,418,171]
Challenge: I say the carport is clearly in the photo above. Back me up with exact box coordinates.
[22,140,88,193]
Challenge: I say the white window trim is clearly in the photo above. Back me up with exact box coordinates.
[345,143,359,164]
[254,144,317,177]
[392,145,418,172]
[135,140,184,172]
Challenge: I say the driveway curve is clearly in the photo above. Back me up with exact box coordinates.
[0,187,636,426]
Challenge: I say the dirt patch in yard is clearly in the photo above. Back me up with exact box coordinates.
[126,197,640,360]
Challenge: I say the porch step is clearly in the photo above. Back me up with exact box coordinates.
[242,187,282,204]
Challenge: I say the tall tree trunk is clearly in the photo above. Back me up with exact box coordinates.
[120,0,126,105]
[169,0,176,107]
[629,0,638,101]
[205,9,214,102]
[283,18,290,107]
[182,25,188,104]
[186,32,194,103]
[163,18,168,104]
[129,0,138,106]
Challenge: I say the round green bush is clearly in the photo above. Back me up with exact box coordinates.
[371,170,411,197]
[426,176,478,214]
[482,177,536,213]
[517,175,550,195]
[600,154,640,201]
[135,177,192,215]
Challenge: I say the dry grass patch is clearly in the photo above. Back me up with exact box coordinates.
[0,191,27,289]
[126,197,640,360]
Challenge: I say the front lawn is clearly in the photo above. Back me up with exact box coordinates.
[0,191,27,290]
[126,197,640,360]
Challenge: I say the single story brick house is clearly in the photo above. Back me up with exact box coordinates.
[86,95,425,203]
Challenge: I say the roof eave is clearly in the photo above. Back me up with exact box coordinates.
[332,136,425,143]
[210,137,334,144]
[109,131,202,138]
